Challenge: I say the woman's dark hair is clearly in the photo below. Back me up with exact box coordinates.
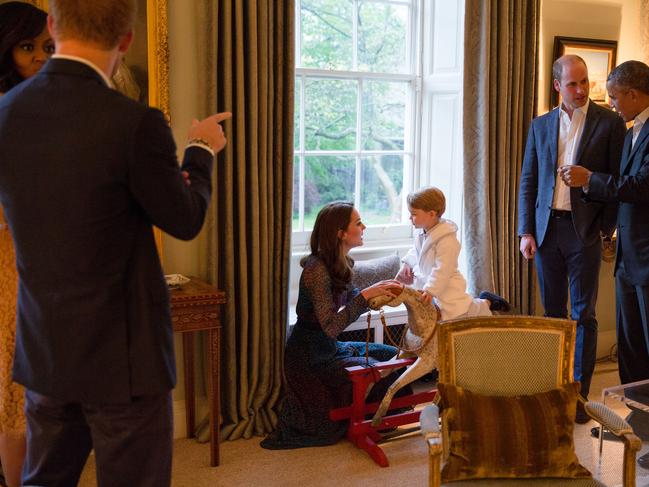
[303,201,355,294]
[0,2,48,92]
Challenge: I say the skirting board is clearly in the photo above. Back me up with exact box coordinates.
[596,329,617,361]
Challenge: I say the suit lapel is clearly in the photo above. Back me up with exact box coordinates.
[574,102,600,165]
[627,121,649,164]
[549,108,559,166]
[620,129,633,175]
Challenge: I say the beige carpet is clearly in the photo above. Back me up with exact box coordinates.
[77,361,646,487]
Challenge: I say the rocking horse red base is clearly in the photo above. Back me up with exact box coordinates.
[329,357,437,467]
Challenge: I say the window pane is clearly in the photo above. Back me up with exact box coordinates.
[360,155,404,225]
[294,78,301,150]
[358,2,409,73]
[301,0,353,70]
[362,81,406,150]
[305,78,357,151]
[304,156,355,229]
[292,156,301,229]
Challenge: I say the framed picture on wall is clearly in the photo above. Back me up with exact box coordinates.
[550,36,617,108]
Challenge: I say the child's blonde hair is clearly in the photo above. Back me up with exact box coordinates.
[407,186,446,216]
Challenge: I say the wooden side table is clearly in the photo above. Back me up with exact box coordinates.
[170,277,225,467]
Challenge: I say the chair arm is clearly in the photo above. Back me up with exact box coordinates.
[584,401,633,436]
[584,401,642,487]
[425,433,442,487]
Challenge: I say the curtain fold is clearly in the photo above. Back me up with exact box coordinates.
[197,0,294,440]
[463,0,539,314]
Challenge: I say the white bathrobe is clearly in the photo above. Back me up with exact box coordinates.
[402,219,488,320]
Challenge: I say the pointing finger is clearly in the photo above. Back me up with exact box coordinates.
[212,112,233,123]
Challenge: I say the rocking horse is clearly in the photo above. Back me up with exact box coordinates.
[367,285,439,426]
[328,284,438,467]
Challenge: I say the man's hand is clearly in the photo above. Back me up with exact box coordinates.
[181,170,191,186]
[188,112,232,154]
[395,264,414,284]
[520,235,537,260]
[558,165,591,187]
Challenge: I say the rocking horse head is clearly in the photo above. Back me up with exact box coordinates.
[367,285,427,311]
[368,285,440,328]
[367,284,407,310]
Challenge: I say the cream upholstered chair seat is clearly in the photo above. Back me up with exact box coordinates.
[424,315,640,487]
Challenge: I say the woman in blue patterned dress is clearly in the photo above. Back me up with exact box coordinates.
[262,201,410,449]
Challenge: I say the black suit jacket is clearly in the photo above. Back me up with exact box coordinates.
[518,101,626,247]
[0,59,214,403]
[589,120,649,285]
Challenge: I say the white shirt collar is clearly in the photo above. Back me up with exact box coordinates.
[560,99,589,119]
[634,105,649,128]
[52,54,114,88]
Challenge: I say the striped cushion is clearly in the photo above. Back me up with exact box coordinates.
[439,382,591,482]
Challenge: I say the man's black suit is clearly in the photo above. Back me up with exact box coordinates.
[0,58,214,485]
[588,120,649,385]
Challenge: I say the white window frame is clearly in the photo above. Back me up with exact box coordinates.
[292,0,423,250]
[289,0,466,314]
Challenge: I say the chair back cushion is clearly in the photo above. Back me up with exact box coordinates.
[438,317,575,395]
[351,254,400,291]
[439,382,591,482]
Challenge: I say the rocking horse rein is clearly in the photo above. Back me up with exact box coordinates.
[364,304,440,364]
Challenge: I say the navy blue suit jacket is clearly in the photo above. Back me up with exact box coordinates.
[518,102,626,247]
[0,59,214,403]
[588,121,649,285]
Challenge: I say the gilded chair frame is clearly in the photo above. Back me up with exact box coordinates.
[427,315,641,487]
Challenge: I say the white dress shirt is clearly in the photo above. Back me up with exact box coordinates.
[553,100,589,211]
[632,105,649,149]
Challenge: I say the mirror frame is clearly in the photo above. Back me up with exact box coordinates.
[30,0,168,255]
[31,0,170,119]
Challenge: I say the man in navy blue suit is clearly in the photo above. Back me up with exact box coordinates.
[561,61,649,464]
[0,0,230,485]
[518,55,625,423]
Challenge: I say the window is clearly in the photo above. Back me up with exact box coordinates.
[292,0,420,246]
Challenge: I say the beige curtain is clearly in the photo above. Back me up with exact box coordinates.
[196,0,294,440]
[463,0,539,314]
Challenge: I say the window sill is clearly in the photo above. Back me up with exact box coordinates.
[287,304,408,344]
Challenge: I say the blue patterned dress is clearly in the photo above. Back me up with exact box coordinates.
[261,256,410,449]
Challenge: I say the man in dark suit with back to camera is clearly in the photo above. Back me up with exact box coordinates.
[0,0,230,485]
[518,54,626,423]
[561,60,649,466]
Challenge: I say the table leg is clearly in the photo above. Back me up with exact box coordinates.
[183,333,196,438]
[208,327,221,466]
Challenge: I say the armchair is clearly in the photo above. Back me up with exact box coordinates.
[423,315,641,487]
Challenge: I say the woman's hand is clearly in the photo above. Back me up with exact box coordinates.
[361,280,403,300]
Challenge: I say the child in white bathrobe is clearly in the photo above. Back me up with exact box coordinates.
[396,186,510,320]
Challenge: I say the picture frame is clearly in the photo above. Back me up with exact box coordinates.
[550,36,617,108]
